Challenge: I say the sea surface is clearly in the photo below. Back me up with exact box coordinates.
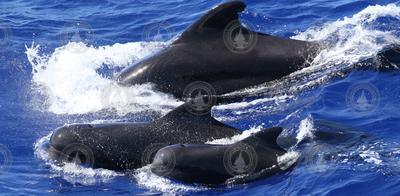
[1,0,400,195]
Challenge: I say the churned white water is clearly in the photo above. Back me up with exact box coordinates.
[34,133,122,186]
[26,41,181,115]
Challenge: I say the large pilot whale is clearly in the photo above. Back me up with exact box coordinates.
[48,103,239,170]
[117,0,399,99]
[117,0,321,99]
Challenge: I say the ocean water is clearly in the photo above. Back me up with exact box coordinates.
[1,0,400,195]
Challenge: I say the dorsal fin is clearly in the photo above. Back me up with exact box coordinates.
[156,103,232,129]
[158,103,212,121]
[243,127,283,148]
[174,1,246,43]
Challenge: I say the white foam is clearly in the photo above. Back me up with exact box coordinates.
[359,146,383,165]
[133,166,206,194]
[293,4,400,68]
[34,133,122,186]
[26,41,181,115]
[360,150,382,165]
[206,126,263,145]
[278,151,300,170]
[215,94,293,111]
[296,116,315,144]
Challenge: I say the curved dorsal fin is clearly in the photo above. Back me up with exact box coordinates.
[156,103,233,129]
[175,1,246,43]
[157,103,212,121]
[243,127,284,148]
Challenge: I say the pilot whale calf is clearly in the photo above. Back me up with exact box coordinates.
[48,103,239,170]
[151,127,288,185]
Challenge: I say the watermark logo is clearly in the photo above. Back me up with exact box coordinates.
[346,83,380,114]
[142,22,174,42]
[141,143,169,167]
[60,143,95,168]
[150,146,176,176]
[182,81,216,115]
[302,144,336,174]
[0,144,12,174]
[100,84,130,110]
[223,20,258,54]
[60,21,94,53]
[223,143,258,176]
[0,22,11,51]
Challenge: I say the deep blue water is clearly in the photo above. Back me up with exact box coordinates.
[1,0,400,195]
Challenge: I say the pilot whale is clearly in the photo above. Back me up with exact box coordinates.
[117,0,399,99]
[117,1,321,99]
[151,127,288,185]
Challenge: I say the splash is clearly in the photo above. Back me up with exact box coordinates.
[359,148,383,165]
[26,41,181,115]
[226,4,400,104]
[293,4,400,67]
[133,166,206,194]
[278,151,300,170]
[296,116,315,144]
[34,133,122,186]
[206,126,263,145]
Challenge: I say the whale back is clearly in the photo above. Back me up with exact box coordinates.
[117,0,321,99]
[154,103,240,139]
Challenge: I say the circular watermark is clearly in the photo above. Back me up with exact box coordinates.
[150,146,176,176]
[223,143,258,176]
[100,84,130,110]
[0,22,12,50]
[0,144,12,174]
[60,21,94,54]
[223,20,258,54]
[345,82,380,114]
[141,143,169,167]
[142,22,174,42]
[302,144,336,174]
[60,143,95,168]
[182,81,217,115]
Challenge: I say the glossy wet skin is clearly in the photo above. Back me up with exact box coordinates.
[48,104,240,170]
[117,1,320,99]
[151,127,287,185]
[117,1,400,100]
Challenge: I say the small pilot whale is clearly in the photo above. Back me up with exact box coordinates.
[151,127,288,185]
